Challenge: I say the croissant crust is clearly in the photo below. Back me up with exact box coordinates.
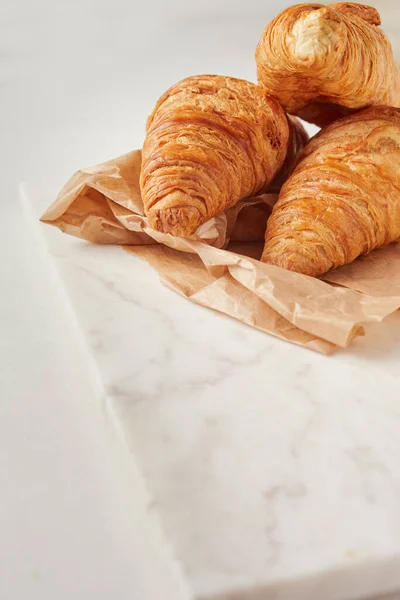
[261,106,400,277]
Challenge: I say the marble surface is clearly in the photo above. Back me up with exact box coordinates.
[24,181,400,600]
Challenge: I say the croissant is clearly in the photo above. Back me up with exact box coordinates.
[261,106,400,277]
[270,115,309,192]
[256,3,400,127]
[140,75,293,237]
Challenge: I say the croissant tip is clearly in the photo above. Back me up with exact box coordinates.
[148,201,202,237]
[261,250,325,278]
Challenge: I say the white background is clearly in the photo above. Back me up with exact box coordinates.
[1,1,399,599]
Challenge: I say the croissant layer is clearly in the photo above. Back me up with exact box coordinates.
[140,75,293,237]
[256,3,400,126]
[261,106,400,276]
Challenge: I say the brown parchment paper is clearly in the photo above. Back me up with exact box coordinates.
[41,150,400,354]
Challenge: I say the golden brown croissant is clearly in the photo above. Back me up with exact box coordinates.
[270,115,309,192]
[140,75,292,237]
[261,106,400,277]
[256,3,400,127]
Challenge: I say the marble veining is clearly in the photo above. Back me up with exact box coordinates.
[25,182,400,600]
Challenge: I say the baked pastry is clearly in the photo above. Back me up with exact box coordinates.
[270,115,309,191]
[261,106,400,277]
[256,3,400,127]
[140,75,291,237]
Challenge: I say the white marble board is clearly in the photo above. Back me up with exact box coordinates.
[24,182,400,600]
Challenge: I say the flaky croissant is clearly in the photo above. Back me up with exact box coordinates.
[270,115,309,192]
[141,75,295,237]
[256,3,400,127]
[261,106,400,277]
